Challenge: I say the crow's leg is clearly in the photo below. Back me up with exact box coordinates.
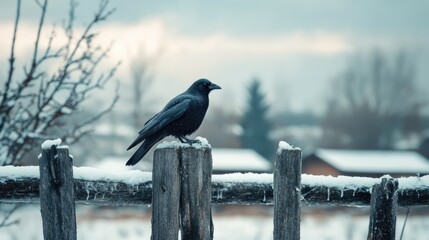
[178,136,187,143]
[179,136,201,145]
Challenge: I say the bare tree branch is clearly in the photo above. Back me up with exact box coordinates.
[0,0,21,132]
[0,0,119,165]
[31,0,48,68]
[0,205,22,229]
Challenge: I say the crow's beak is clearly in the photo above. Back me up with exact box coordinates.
[208,83,221,90]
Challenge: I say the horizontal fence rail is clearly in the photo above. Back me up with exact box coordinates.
[1,166,428,207]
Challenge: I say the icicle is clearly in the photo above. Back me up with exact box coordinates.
[263,190,266,203]
[327,187,330,201]
[217,189,223,199]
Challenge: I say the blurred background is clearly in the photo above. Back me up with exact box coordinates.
[1,0,429,239]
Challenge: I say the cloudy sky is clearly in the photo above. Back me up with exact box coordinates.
[1,0,428,114]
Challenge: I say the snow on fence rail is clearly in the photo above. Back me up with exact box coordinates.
[1,166,428,207]
[1,141,429,240]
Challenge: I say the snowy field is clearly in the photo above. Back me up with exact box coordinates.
[1,205,428,240]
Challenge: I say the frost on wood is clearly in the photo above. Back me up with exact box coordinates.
[157,136,212,149]
[73,167,152,185]
[0,166,152,206]
[74,167,152,206]
[301,174,378,206]
[0,167,429,207]
[211,173,273,205]
[211,174,429,207]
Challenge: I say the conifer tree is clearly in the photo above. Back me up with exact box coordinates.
[240,78,273,161]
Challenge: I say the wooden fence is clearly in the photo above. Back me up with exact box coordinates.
[0,142,429,240]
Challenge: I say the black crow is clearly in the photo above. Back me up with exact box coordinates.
[126,79,221,166]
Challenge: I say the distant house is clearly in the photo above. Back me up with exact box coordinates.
[418,136,429,159]
[303,149,429,178]
[93,148,272,174]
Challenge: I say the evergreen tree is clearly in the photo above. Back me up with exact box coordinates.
[240,78,273,161]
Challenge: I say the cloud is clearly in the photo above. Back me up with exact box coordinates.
[98,18,352,59]
[0,17,353,112]
[172,31,351,55]
[0,21,38,61]
[93,18,353,89]
[1,17,352,73]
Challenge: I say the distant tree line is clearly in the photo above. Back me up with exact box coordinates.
[321,50,425,150]
[238,50,427,158]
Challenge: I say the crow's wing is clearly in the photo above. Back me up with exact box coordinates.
[127,97,191,150]
[139,112,161,133]
[140,98,191,135]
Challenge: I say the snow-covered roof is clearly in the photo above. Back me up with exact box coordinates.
[212,148,271,172]
[93,148,271,173]
[313,149,429,173]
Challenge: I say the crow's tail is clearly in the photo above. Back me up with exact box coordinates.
[126,134,165,166]
[127,133,146,151]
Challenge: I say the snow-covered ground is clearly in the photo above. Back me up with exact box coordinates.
[0,205,428,240]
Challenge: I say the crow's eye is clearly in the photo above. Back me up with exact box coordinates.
[204,82,209,86]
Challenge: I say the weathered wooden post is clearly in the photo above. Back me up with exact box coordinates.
[180,145,213,240]
[151,139,213,240]
[151,147,181,240]
[39,139,77,240]
[274,141,302,240]
[367,177,399,240]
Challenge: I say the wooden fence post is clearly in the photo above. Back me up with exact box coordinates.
[39,144,77,240]
[151,147,181,240]
[274,142,302,240]
[367,177,399,240]
[180,146,213,240]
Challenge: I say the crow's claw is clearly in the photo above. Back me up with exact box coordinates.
[179,136,201,146]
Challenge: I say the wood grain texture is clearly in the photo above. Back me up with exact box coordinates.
[367,177,398,240]
[151,147,181,240]
[180,147,213,240]
[39,146,76,240]
[1,171,428,207]
[274,148,302,240]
